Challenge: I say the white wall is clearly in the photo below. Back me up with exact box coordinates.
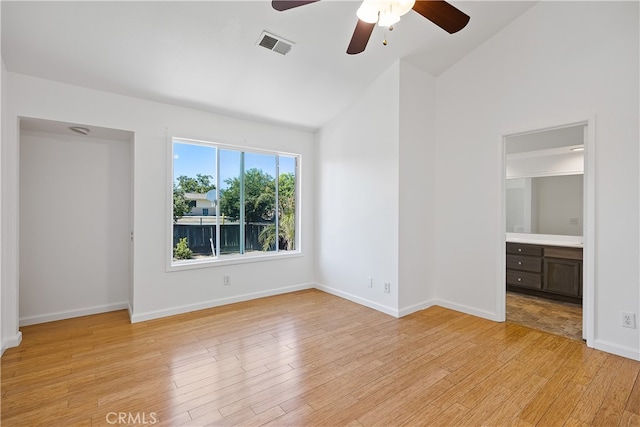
[315,62,401,315]
[19,130,131,325]
[1,8,3,352]
[435,1,639,358]
[2,72,315,335]
[1,59,22,353]
[315,60,438,317]
[398,62,437,314]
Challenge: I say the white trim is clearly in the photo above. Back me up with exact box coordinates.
[593,339,640,362]
[169,251,304,272]
[398,299,437,317]
[1,332,22,355]
[582,119,596,345]
[19,302,129,326]
[314,283,399,318]
[435,298,501,322]
[497,131,507,322]
[131,282,314,323]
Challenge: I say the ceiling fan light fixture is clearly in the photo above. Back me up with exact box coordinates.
[378,8,400,27]
[356,1,379,23]
[271,0,469,55]
[357,0,416,27]
[392,0,416,17]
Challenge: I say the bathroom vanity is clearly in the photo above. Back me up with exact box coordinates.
[506,238,583,304]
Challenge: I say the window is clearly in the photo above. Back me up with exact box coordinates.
[171,138,299,266]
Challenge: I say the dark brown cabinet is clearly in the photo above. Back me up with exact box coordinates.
[506,242,582,303]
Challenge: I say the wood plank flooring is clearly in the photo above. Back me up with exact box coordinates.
[2,289,639,426]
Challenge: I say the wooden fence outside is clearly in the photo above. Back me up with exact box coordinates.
[173,223,270,255]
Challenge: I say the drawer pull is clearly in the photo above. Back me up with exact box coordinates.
[517,278,522,282]
[518,248,522,252]
[518,261,522,265]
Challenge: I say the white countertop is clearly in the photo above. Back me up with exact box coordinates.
[506,233,583,248]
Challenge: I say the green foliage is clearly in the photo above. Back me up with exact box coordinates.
[279,211,296,251]
[219,168,276,223]
[278,173,296,214]
[175,174,215,194]
[173,237,193,260]
[173,185,190,223]
[258,172,296,251]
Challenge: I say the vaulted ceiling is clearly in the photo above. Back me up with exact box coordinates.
[2,1,536,130]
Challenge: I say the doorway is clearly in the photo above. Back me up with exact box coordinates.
[501,120,594,344]
[18,118,134,325]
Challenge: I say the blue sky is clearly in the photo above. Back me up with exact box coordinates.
[173,142,296,190]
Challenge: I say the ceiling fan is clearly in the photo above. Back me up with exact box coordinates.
[271,0,470,55]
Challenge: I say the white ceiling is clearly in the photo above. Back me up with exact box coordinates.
[2,1,537,131]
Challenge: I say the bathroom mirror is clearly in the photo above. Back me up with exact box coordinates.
[506,174,583,236]
[505,125,585,237]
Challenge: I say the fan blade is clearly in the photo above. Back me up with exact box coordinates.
[412,0,470,34]
[347,20,376,55]
[272,1,320,11]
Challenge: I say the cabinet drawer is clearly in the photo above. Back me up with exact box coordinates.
[544,246,583,261]
[506,255,542,273]
[506,270,542,289]
[506,243,543,257]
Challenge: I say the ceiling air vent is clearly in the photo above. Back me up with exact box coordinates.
[257,31,294,55]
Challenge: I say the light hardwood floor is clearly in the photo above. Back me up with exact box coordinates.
[2,289,639,426]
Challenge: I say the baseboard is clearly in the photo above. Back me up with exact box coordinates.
[434,298,500,322]
[130,282,315,323]
[1,331,23,355]
[314,283,399,317]
[398,299,437,317]
[593,339,640,361]
[19,302,129,326]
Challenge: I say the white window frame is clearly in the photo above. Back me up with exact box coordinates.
[167,136,302,271]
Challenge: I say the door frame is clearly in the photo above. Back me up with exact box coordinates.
[498,117,595,346]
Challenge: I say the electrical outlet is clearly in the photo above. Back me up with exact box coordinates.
[622,312,636,329]
[384,282,390,293]
[569,217,580,225]
[223,275,231,286]
[367,277,373,288]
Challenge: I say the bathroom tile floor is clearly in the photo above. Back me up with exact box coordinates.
[506,291,583,341]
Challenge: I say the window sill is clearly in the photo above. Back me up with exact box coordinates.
[167,251,304,272]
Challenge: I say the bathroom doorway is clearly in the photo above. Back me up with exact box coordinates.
[501,121,594,344]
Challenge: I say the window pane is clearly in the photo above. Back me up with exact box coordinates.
[172,141,217,262]
[278,156,296,251]
[171,139,300,266]
[244,152,277,253]
[219,149,242,255]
